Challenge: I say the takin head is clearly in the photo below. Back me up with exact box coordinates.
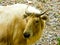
[23,9,48,45]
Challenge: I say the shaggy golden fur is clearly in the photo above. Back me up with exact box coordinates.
[0,4,47,45]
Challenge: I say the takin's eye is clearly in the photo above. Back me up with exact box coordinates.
[35,20,39,23]
[34,19,39,24]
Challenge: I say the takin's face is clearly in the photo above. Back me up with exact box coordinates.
[23,13,48,40]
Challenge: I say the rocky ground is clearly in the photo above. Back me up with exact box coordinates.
[0,0,60,45]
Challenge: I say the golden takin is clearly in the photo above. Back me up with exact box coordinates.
[0,3,48,45]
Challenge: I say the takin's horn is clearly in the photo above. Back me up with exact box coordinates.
[36,9,49,16]
[25,11,32,16]
[34,9,49,17]
[40,9,49,15]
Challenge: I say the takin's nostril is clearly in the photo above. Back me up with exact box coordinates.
[23,33,30,38]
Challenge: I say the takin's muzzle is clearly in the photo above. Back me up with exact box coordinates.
[23,32,30,38]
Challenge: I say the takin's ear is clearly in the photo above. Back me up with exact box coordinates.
[41,15,48,21]
[23,12,32,19]
[23,14,28,18]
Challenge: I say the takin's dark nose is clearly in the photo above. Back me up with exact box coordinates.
[23,33,30,38]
